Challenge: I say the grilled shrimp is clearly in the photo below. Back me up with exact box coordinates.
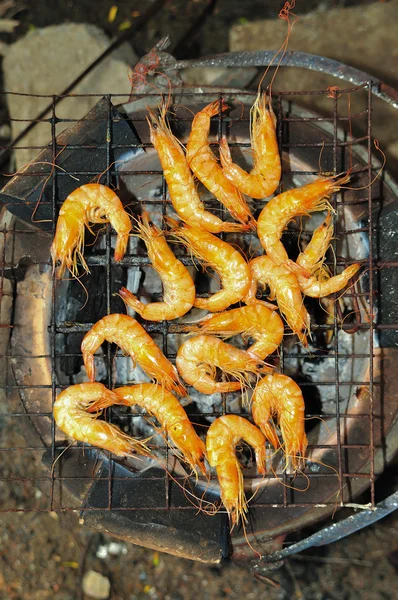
[257,174,350,276]
[219,93,281,199]
[244,255,310,347]
[89,383,207,477]
[183,305,284,361]
[51,184,131,278]
[81,314,186,396]
[206,415,266,527]
[296,213,361,297]
[167,218,251,312]
[176,335,271,395]
[147,104,244,234]
[186,100,256,230]
[119,212,195,321]
[252,373,308,470]
[53,382,150,456]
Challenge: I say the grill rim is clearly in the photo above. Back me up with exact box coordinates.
[0,79,397,561]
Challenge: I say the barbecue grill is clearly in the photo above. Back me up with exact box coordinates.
[0,43,397,574]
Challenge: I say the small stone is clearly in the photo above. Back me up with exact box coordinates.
[82,570,111,600]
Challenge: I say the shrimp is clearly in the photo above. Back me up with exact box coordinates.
[53,382,150,456]
[186,100,256,231]
[166,218,251,312]
[176,335,271,395]
[206,415,266,527]
[147,104,245,234]
[296,213,361,297]
[244,255,310,347]
[119,211,195,321]
[219,93,281,199]
[252,373,308,471]
[81,314,186,396]
[51,184,131,278]
[182,305,284,361]
[89,383,207,476]
[257,174,350,276]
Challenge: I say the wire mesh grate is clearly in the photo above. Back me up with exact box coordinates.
[0,83,392,522]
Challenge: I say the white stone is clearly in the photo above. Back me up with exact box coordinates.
[82,570,111,600]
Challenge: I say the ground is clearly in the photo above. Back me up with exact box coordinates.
[0,0,397,599]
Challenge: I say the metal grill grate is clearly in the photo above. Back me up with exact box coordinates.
[0,83,394,532]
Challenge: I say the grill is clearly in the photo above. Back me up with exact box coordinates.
[0,47,397,569]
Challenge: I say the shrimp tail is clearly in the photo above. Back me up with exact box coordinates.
[119,286,145,314]
[285,259,312,279]
[114,233,129,262]
[203,98,229,117]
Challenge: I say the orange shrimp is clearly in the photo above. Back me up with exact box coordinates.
[219,93,281,199]
[166,218,251,312]
[53,382,151,456]
[51,184,131,278]
[186,100,256,231]
[147,104,245,234]
[119,211,195,321]
[296,213,361,297]
[81,314,186,396]
[206,415,266,527]
[88,383,207,477]
[176,335,271,395]
[257,174,350,276]
[182,305,284,361]
[244,255,310,347]
[252,373,308,471]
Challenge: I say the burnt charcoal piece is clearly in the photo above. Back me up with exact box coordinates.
[55,264,127,377]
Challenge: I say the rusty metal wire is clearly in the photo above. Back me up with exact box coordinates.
[0,83,392,519]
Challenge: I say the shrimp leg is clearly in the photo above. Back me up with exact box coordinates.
[186,100,256,230]
[81,314,186,396]
[119,212,195,321]
[206,415,266,527]
[219,93,281,199]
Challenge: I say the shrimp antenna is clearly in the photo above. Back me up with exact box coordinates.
[339,140,385,191]
[317,140,326,175]
[257,1,299,95]
[50,440,77,478]
[28,146,80,223]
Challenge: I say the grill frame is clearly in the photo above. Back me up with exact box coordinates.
[0,77,397,562]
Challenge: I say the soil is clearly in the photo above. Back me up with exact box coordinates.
[0,1,397,599]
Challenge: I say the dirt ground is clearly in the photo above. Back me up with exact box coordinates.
[0,1,397,599]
